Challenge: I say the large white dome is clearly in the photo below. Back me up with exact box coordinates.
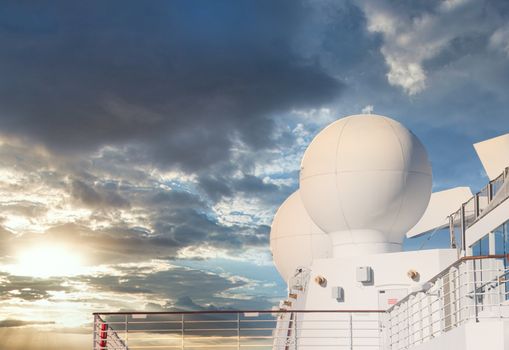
[299,114,432,257]
[270,190,331,282]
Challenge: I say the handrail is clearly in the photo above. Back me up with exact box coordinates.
[387,254,509,312]
[93,309,385,350]
[448,166,509,251]
[94,309,385,316]
[427,254,509,284]
[385,255,509,349]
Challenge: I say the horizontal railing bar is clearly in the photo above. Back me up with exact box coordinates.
[119,334,381,340]
[183,328,271,332]
[94,309,385,316]
[126,329,202,333]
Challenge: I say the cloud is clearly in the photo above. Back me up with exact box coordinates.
[0,320,55,328]
[361,105,374,114]
[84,262,276,310]
[0,273,73,301]
[0,136,283,267]
[0,0,342,172]
[0,199,269,266]
[490,24,509,57]
[70,179,130,209]
[358,0,509,95]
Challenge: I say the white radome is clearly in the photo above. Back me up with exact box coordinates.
[299,114,432,257]
[270,190,331,282]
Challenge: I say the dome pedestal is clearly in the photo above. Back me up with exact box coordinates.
[329,230,402,257]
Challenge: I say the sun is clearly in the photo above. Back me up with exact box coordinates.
[10,245,84,278]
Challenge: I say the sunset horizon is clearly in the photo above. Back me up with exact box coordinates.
[1,1,509,349]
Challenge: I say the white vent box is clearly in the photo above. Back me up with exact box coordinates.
[331,286,344,302]
[356,266,373,283]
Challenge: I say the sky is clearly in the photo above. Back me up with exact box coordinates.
[0,0,509,348]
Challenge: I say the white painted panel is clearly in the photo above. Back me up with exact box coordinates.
[474,133,509,180]
[407,187,473,238]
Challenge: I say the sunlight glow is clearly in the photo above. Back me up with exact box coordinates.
[10,245,84,278]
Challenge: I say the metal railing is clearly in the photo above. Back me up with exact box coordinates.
[449,167,509,252]
[384,255,509,350]
[93,257,509,350]
[93,309,384,350]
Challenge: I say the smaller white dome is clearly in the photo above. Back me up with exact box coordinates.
[270,190,331,283]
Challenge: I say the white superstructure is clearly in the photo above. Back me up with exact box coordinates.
[270,114,509,349]
[93,114,509,350]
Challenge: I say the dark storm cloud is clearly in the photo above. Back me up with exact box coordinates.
[422,33,488,71]
[197,172,293,204]
[85,267,243,299]
[197,175,234,202]
[0,320,55,328]
[43,224,181,264]
[173,296,205,310]
[70,179,130,209]
[85,265,274,310]
[164,294,274,311]
[5,199,267,266]
[0,273,72,301]
[0,0,342,171]
[130,185,272,248]
[0,262,273,310]
[148,190,205,209]
[0,141,275,263]
[151,206,268,249]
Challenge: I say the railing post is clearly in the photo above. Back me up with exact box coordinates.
[427,294,433,338]
[294,312,298,350]
[93,315,97,350]
[460,205,466,254]
[418,297,423,345]
[237,312,240,350]
[499,262,503,318]
[449,215,456,250]
[474,193,479,219]
[438,275,446,335]
[349,313,353,350]
[181,314,184,350]
[472,260,479,323]
[125,314,128,348]
[458,265,463,326]
[384,312,389,350]
[406,301,411,349]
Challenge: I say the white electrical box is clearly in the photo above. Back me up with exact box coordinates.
[356,266,373,283]
[331,286,344,302]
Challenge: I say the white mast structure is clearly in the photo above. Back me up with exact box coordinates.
[270,114,458,348]
[271,114,456,305]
